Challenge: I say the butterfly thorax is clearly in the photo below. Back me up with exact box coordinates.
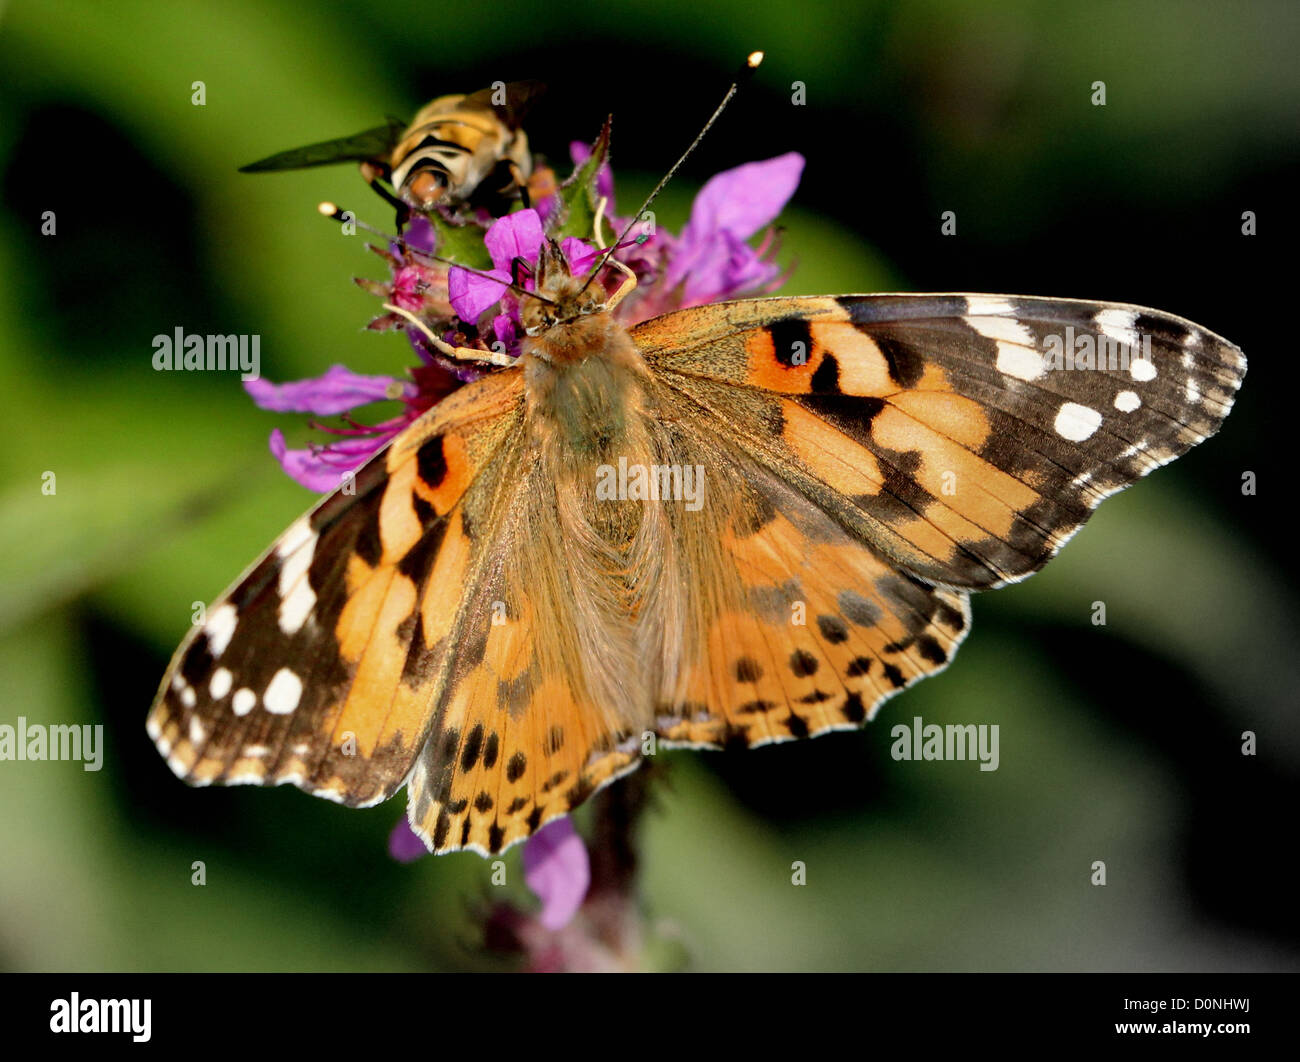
[519,245,654,453]
[523,316,650,449]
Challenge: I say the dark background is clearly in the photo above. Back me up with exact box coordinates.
[0,0,1295,970]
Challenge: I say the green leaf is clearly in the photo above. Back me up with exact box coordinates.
[548,117,611,243]
[424,210,493,269]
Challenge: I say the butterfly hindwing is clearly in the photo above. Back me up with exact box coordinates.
[643,418,972,750]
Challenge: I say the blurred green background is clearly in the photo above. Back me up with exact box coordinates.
[0,0,1295,971]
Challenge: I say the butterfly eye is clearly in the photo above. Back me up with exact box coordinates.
[524,313,557,336]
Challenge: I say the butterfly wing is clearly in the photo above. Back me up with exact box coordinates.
[636,412,972,752]
[624,293,1243,747]
[633,294,1246,589]
[147,369,525,807]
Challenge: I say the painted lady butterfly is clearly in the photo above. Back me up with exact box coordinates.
[148,79,1245,858]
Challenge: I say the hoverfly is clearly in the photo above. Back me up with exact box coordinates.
[240,81,546,216]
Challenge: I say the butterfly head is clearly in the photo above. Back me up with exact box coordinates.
[520,239,609,338]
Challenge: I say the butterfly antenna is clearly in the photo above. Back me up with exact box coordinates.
[318,201,557,305]
[578,49,764,295]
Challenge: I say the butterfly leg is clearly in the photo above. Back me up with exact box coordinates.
[382,303,515,367]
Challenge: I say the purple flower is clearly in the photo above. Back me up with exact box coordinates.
[522,817,591,930]
[248,139,804,498]
[246,362,459,491]
[388,818,430,863]
[662,152,804,305]
[389,812,592,932]
[448,209,594,326]
[245,364,411,415]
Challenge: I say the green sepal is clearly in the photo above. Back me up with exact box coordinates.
[422,209,493,270]
[548,117,612,243]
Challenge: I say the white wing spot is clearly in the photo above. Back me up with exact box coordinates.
[1054,402,1103,441]
[264,668,304,715]
[1095,308,1139,348]
[964,296,1017,316]
[1186,377,1201,403]
[970,315,1034,345]
[232,688,257,716]
[1130,357,1157,382]
[1114,390,1141,412]
[277,519,318,635]
[209,667,233,700]
[188,717,207,745]
[1120,439,1148,459]
[995,342,1047,382]
[205,604,239,658]
[180,685,197,709]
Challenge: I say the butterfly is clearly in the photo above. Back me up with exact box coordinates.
[146,201,1246,857]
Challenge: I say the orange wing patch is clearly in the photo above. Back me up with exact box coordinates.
[652,448,970,751]
[146,370,526,809]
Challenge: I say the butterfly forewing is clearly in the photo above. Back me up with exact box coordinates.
[634,294,1246,588]
[147,372,525,807]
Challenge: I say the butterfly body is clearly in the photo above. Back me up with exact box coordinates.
[150,248,1244,855]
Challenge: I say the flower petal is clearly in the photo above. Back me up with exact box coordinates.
[403,215,434,254]
[522,816,590,931]
[267,428,356,492]
[485,208,545,271]
[686,152,805,241]
[389,819,430,863]
[681,229,781,304]
[492,313,518,352]
[448,266,511,322]
[560,237,598,273]
[244,364,406,416]
[664,153,804,298]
